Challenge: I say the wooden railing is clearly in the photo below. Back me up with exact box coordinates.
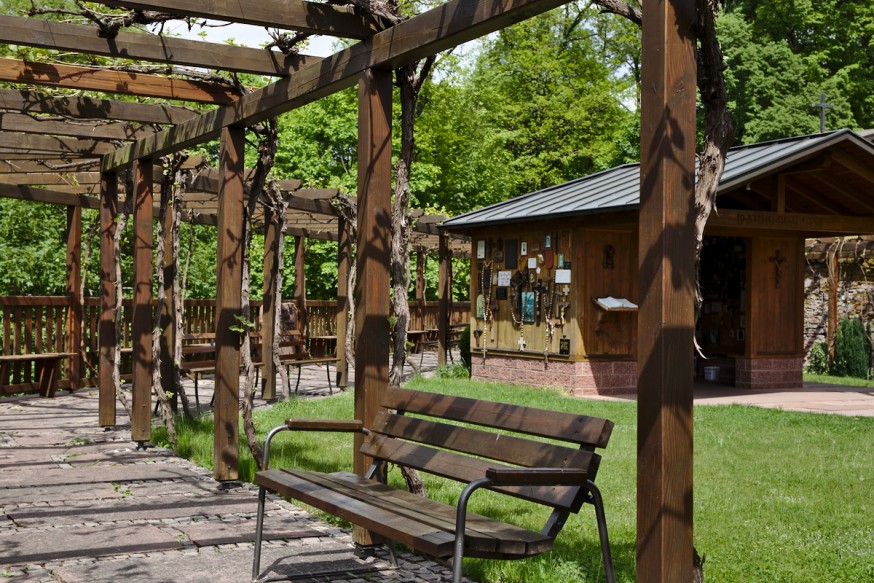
[2,296,470,395]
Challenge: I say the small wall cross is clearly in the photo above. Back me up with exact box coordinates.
[769,250,786,288]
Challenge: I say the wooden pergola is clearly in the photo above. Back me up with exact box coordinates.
[0,1,698,579]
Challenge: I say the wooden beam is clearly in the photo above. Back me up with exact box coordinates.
[637,0,697,581]
[0,57,239,104]
[98,171,117,427]
[102,0,568,171]
[784,179,853,215]
[213,126,245,481]
[93,0,383,39]
[0,172,102,186]
[0,131,118,155]
[437,233,450,367]
[832,149,874,185]
[131,158,153,445]
[0,182,100,208]
[353,68,392,546]
[0,14,319,77]
[294,235,308,338]
[65,205,82,391]
[261,205,279,401]
[0,88,197,124]
[708,210,874,235]
[336,215,350,388]
[811,171,874,213]
[0,159,100,173]
[0,112,154,141]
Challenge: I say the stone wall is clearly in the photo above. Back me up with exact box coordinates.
[804,238,874,365]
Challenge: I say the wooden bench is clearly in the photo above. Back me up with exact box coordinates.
[0,352,77,397]
[177,333,218,409]
[261,329,340,395]
[252,387,615,583]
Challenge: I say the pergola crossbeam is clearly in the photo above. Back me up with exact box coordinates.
[101,0,568,171]
[0,112,154,141]
[92,0,384,39]
[0,88,197,124]
[0,14,319,77]
[0,57,240,104]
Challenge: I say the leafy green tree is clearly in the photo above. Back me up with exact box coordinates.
[832,318,872,379]
[719,2,871,143]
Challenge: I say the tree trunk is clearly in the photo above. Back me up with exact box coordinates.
[238,117,281,468]
[153,159,176,447]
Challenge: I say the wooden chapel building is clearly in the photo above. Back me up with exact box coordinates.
[442,129,874,394]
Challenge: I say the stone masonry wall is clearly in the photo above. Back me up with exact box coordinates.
[804,248,874,366]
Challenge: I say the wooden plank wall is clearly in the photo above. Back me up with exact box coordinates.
[749,237,805,357]
[580,228,639,358]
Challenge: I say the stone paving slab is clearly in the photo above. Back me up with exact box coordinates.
[178,519,322,547]
[0,483,123,506]
[0,523,184,567]
[0,463,197,488]
[7,494,268,527]
[50,542,388,583]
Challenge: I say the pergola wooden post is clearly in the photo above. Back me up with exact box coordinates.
[213,126,245,481]
[294,234,308,336]
[98,171,117,427]
[637,0,697,579]
[336,215,351,388]
[415,250,426,330]
[64,205,82,390]
[131,158,154,445]
[437,233,451,366]
[160,188,178,411]
[261,204,279,401]
[353,67,393,546]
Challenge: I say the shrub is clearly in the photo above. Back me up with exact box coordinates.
[806,341,830,375]
[433,363,470,379]
[831,318,871,379]
[459,324,471,373]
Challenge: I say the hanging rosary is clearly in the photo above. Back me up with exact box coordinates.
[480,260,493,362]
[509,281,526,350]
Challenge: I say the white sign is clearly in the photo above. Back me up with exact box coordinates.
[476,240,485,259]
[555,269,571,284]
[497,270,512,287]
[527,257,537,269]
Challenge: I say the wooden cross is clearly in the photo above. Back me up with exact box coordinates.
[769,249,786,288]
[812,93,832,134]
[517,334,526,350]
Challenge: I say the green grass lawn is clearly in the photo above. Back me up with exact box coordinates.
[157,376,873,583]
[804,373,874,388]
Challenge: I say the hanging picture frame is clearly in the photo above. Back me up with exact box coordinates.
[520,241,528,256]
[521,292,535,323]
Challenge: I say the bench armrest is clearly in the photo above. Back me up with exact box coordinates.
[485,467,590,486]
[285,419,365,432]
[261,419,367,470]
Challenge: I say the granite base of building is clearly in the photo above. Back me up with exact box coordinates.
[471,354,637,396]
[735,357,804,390]
[471,354,805,393]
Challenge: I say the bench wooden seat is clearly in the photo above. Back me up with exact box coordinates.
[0,352,77,397]
[253,387,615,583]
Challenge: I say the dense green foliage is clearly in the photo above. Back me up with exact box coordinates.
[805,341,830,375]
[832,318,872,379]
[1,2,871,297]
[155,378,874,582]
[720,0,873,142]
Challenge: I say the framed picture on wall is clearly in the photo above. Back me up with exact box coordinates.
[520,241,528,256]
[521,292,535,323]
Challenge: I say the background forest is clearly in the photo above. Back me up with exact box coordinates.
[0,0,871,301]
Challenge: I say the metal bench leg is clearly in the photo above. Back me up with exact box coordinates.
[294,365,302,394]
[325,362,333,395]
[587,482,615,583]
[285,365,292,397]
[194,375,201,411]
[252,485,268,581]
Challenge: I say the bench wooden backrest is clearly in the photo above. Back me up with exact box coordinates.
[360,387,614,513]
